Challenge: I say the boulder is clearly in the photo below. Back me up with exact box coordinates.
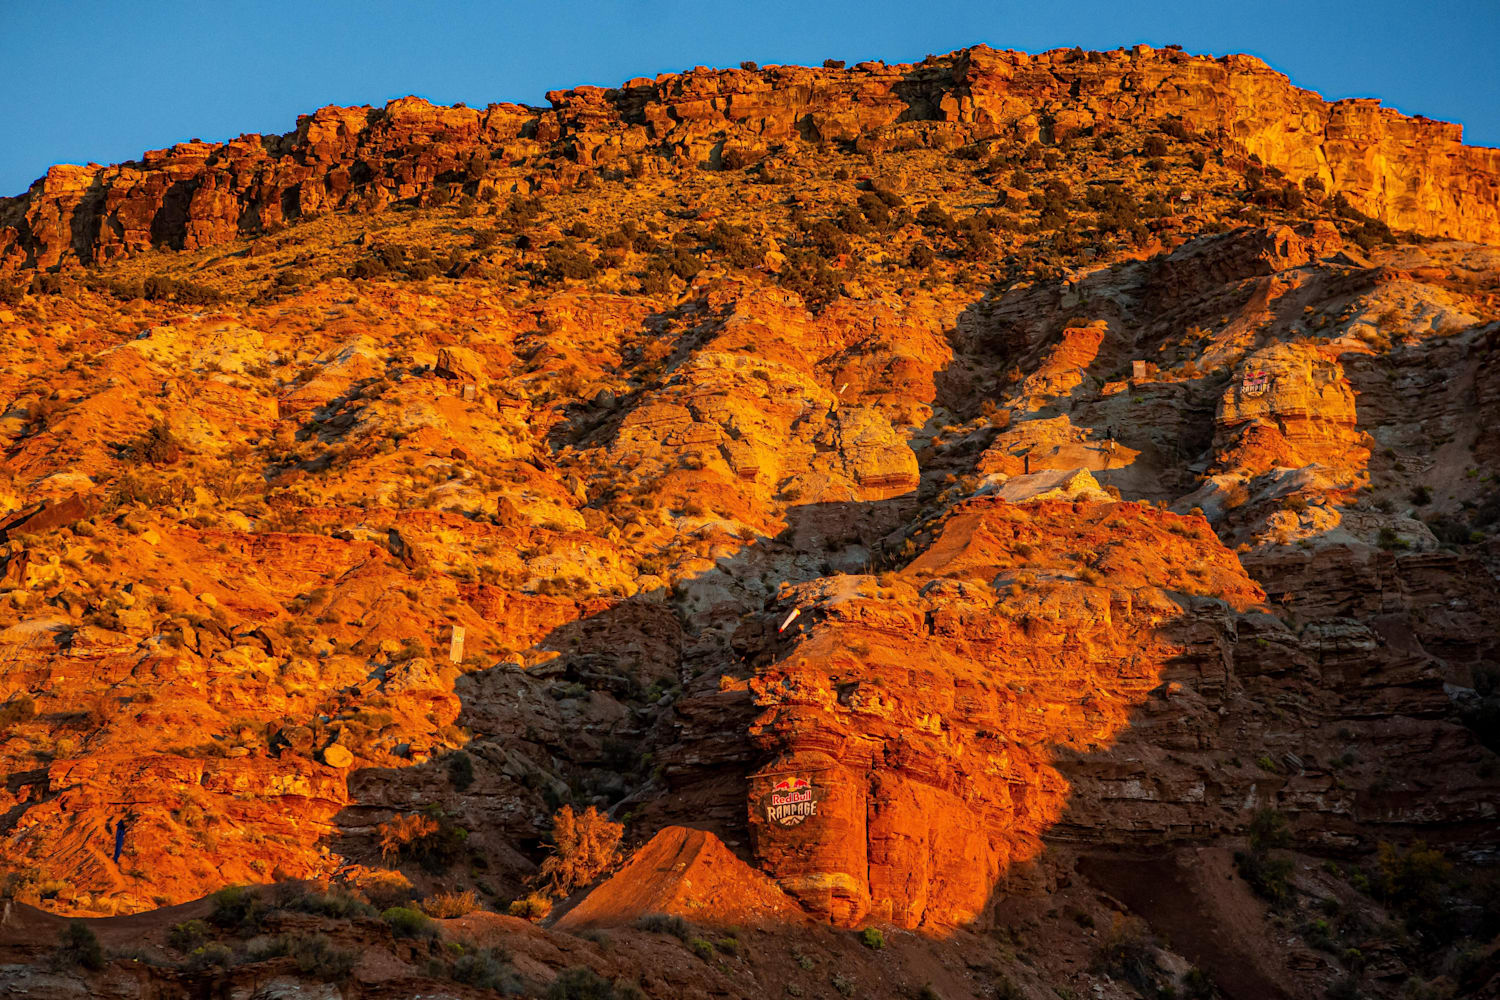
[321,743,354,769]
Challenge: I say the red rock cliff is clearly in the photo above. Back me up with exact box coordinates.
[3,44,1499,273]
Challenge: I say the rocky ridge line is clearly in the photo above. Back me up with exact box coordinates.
[4,43,1500,273]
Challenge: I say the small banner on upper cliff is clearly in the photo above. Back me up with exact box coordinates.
[1241,370,1270,397]
[761,776,819,827]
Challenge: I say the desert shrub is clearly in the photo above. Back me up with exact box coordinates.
[378,812,467,871]
[446,751,475,790]
[209,885,267,933]
[740,61,758,71]
[167,918,210,951]
[1236,848,1295,906]
[139,275,224,305]
[1375,840,1455,940]
[348,257,390,280]
[538,806,622,896]
[917,201,957,233]
[1410,485,1433,506]
[822,58,845,69]
[508,892,553,921]
[810,215,857,249]
[186,941,234,970]
[634,913,690,940]
[856,192,891,229]
[451,946,520,990]
[380,815,439,860]
[267,932,358,979]
[860,927,885,949]
[1183,966,1216,999]
[0,279,22,305]
[778,250,842,312]
[382,905,438,939]
[1234,811,1296,909]
[52,920,105,971]
[1094,914,1157,991]
[548,966,616,1000]
[1378,526,1410,551]
[1248,807,1292,851]
[961,228,996,260]
[358,870,415,909]
[121,421,183,466]
[909,242,934,267]
[284,889,377,919]
[689,936,715,959]
[421,889,479,918]
[0,693,36,730]
[708,221,761,266]
[546,244,596,281]
[643,247,701,284]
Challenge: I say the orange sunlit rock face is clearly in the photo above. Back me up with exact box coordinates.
[745,497,1265,929]
[6,45,1500,274]
[2,38,1500,1000]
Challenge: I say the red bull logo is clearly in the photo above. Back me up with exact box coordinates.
[763,776,818,826]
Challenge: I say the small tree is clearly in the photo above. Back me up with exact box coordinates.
[538,805,622,896]
[52,920,105,971]
[379,813,439,861]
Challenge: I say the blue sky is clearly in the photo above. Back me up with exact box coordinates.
[2,0,1496,197]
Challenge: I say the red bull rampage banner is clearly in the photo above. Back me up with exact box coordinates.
[762,776,819,826]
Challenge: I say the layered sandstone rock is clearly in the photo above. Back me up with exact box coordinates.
[1,45,1499,1000]
[5,45,1500,273]
[1214,341,1369,480]
[742,497,1266,929]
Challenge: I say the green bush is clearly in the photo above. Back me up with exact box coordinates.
[209,885,266,933]
[1094,914,1158,992]
[547,965,616,999]
[1375,840,1455,941]
[1378,526,1410,551]
[1248,808,1292,851]
[1235,847,1295,907]
[382,905,437,939]
[187,941,234,970]
[545,244,596,281]
[287,933,357,979]
[450,946,520,990]
[446,751,475,791]
[859,927,885,949]
[634,913,690,940]
[167,918,210,952]
[284,889,377,920]
[1183,966,1216,999]
[52,920,105,971]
